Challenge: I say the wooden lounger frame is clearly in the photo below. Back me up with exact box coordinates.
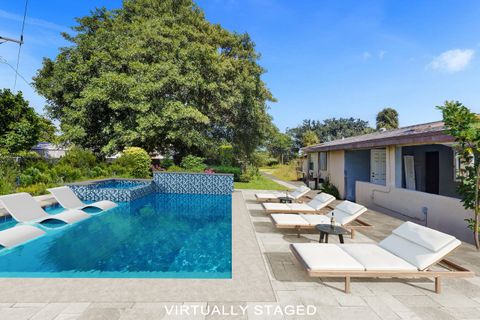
[270,215,373,239]
[290,244,474,294]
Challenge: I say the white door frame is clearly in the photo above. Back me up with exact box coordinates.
[370,149,387,185]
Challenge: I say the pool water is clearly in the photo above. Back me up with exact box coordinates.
[0,193,232,278]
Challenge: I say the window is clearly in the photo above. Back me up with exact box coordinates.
[319,152,327,171]
[454,150,475,181]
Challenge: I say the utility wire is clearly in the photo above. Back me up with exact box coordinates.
[0,56,31,87]
[13,0,29,91]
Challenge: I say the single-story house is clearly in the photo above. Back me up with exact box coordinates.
[31,142,67,159]
[302,121,474,243]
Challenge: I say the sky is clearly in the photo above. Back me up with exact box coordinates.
[1,0,479,131]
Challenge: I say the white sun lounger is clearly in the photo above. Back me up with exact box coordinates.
[47,186,117,211]
[255,185,310,202]
[270,200,369,237]
[263,192,335,213]
[0,225,45,249]
[0,193,91,225]
[291,221,473,294]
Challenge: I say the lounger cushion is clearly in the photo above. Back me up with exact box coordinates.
[327,201,367,225]
[315,192,336,203]
[291,243,364,271]
[287,203,316,212]
[341,244,417,271]
[0,225,45,248]
[392,221,456,252]
[326,210,353,225]
[300,214,330,225]
[379,234,461,271]
[256,192,283,200]
[263,203,290,212]
[271,214,309,226]
[335,201,366,215]
[307,194,334,211]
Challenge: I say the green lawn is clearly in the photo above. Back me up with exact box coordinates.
[234,175,287,190]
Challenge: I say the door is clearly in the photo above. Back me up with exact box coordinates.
[403,155,416,190]
[425,151,439,194]
[370,149,386,185]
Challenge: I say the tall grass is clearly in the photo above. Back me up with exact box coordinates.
[261,162,298,181]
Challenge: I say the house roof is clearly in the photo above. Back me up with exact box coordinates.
[31,142,66,151]
[302,121,454,153]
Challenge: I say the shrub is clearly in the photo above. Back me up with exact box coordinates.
[218,144,234,166]
[116,147,151,178]
[319,177,340,199]
[19,167,52,186]
[211,166,242,181]
[240,165,259,182]
[59,146,97,170]
[0,157,20,195]
[90,165,108,178]
[16,182,48,196]
[0,179,15,195]
[180,155,206,172]
[166,165,187,172]
[53,164,83,182]
[160,157,174,169]
[106,163,127,177]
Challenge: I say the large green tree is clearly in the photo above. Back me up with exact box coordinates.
[34,0,274,161]
[376,107,399,130]
[0,89,54,153]
[264,126,293,164]
[287,118,373,150]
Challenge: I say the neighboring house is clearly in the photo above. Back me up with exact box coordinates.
[302,121,474,243]
[31,142,67,159]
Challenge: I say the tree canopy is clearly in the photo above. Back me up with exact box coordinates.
[287,118,373,150]
[438,101,480,248]
[301,130,319,147]
[0,89,55,153]
[34,0,274,161]
[376,107,399,130]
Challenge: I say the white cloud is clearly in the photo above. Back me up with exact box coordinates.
[0,9,68,33]
[379,50,386,59]
[362,51,371,60]
[427,49,475,72]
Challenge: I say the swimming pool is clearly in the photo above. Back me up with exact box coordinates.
[0,193,232,278]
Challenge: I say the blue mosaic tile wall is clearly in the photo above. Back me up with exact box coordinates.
[153,172,234,195]
[70,180,155,202]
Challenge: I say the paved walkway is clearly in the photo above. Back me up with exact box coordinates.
[244,189,480,320]
[259,171,305,189]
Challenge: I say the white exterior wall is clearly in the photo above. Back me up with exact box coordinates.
[305,150,345,198]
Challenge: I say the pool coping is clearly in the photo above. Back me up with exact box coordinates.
[0,191,276,302]
[65,178,153,186]
[153,171,234,177]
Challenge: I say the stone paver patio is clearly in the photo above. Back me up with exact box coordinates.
[0,187,479,319]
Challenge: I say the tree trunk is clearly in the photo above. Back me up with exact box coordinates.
[474,164,480,250]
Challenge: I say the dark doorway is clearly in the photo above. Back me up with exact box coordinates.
[425,151,439,194]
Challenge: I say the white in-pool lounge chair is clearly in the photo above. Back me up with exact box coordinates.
[255,185,310,202]
[263,192,335,214]
[0,225,45,249]
[270,200,370,237]
[0,193,91,225]
[47,186,117,211]
[290,221,473,294]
